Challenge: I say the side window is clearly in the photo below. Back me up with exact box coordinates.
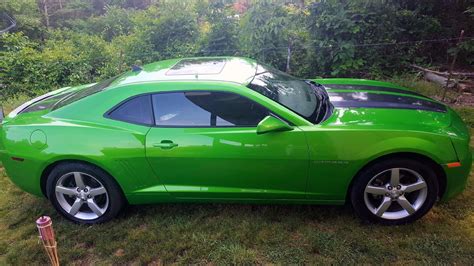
[152,91,269,127]
[108,95,153,125]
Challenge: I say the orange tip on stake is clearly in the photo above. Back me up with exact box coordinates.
[447,162,461,168]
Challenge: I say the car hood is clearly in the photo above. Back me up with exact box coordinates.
[312,78,452,131]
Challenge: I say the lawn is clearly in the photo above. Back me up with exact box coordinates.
[0,79,473,264]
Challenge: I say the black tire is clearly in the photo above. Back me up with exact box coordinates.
[350,158,439,225]
[46,162,125,224]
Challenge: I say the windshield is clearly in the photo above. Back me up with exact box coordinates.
[247,64,320,122]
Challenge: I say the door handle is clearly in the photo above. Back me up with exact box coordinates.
[153,141,178,149]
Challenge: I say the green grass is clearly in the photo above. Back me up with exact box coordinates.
[0,166,473,264]
[0,165,473,264]
[390,75,444,97]
[1,78,473,264]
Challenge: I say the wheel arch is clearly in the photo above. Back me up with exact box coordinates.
[345,152,447,203]
[40,159,127,203]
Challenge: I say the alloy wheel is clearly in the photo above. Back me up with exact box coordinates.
[363,168,428,220]
[55,172,109,220]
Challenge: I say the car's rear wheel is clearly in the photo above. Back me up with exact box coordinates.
[351,158,439,225]
[46,162,125,224]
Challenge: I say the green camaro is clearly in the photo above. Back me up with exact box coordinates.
[0,57,471,224]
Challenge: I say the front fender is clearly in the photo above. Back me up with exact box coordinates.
[358,135,457,165]
[303,127,456,201]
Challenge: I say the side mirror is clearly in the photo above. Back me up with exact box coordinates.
[256,116,293,135]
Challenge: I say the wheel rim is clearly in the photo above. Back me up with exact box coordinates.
[55,172,109,220]
[363,168,428,220]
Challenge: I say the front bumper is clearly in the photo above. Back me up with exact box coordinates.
[441,150,472,201]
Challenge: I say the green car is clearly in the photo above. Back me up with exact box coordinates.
[0,57,471,224]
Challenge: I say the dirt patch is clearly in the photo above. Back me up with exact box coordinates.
[432,92,474,107]
[454,93,474,107]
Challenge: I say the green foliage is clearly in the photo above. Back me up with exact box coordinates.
[69,6,136,41]
[1,0,473,102]
[145,3,199,59]
[200,1,239,56]
[0,31,116,98]
[239,1,290,69]
[0,0,45,39]
[307,0,441,77]
[455,40,474,66]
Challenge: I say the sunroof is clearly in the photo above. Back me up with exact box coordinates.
[166,58,227,75]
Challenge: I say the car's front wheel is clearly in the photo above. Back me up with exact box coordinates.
[46,162,125,224]
[351,158,439,225]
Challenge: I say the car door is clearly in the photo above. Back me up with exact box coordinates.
[145,90,309,200]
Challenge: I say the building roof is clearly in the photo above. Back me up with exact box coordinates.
[109,57,258,88]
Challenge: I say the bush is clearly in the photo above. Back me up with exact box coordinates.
[307,0,441,77]
[1,0,473,101]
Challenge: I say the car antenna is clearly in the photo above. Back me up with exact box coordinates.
[131,60,142,72]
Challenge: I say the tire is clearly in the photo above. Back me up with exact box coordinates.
[46,162,125,224]
[350,158,439,225]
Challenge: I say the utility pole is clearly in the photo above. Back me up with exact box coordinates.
[286,38,292,73]
[40,0,50,28]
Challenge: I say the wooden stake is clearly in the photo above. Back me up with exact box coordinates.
[36,216,59,266]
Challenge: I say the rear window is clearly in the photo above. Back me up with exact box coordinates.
[20,92,74,114]
[52,76,119,110]
[20,76,119,114]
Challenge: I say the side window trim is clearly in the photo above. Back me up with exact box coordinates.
[104,94,155,126]
[104,90,292,128]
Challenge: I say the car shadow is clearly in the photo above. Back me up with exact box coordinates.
[119,202,356,224]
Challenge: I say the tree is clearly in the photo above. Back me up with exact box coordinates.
[200,1,239,56]
[239,1,290,70]
[145,2,199,59]
[0,0,45,39]
[307,0,441,77]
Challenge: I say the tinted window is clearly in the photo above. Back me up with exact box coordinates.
[152,92,268,127]
[53,75,120,110]
[20,92,74,114]
[108,95,153,125]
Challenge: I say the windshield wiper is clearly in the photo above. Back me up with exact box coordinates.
[306,80,332,123]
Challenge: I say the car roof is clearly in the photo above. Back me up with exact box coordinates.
[108,57,258,89]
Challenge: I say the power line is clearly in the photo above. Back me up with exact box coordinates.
[195,36,474,54]
[102,35,473,60]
